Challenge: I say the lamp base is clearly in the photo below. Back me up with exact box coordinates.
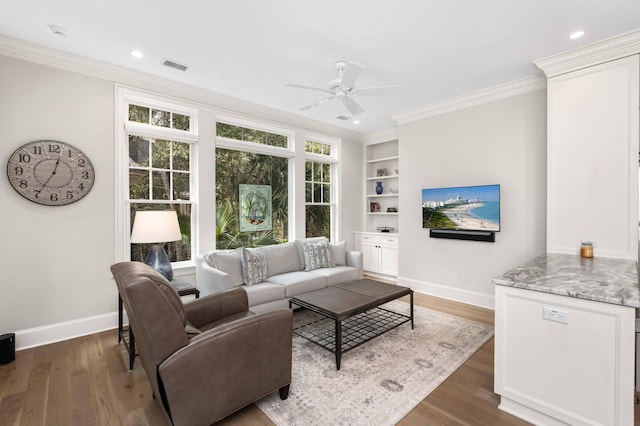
[144,244,174,281]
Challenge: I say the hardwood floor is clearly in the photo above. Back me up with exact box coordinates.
[0,292,634,425]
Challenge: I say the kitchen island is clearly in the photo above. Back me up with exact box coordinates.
[493,253,639,425]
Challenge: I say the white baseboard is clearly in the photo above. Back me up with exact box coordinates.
[498,397,568,426]
[14,278,492,350]
[15,311,119,351]
[398,276,495,310]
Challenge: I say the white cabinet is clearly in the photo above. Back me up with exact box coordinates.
[540,54,639,259]
[354,232,399,277]
[365,139,399,233]
[495,285,634,425]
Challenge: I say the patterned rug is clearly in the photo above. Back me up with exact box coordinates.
[256,300,494,425]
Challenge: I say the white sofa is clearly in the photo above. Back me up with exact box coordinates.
[196,238,363,313]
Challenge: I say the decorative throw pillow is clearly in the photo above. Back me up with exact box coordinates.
[241,248,268,285]
[329,241,347,266]
[302,240,335,271]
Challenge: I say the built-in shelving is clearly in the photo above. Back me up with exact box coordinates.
[364,139,399,232]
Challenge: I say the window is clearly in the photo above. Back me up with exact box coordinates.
[305,138,337,238]
[123,99,197,265]
[117,88,343,267]
[217,122,287,148]
[215,120,292,249]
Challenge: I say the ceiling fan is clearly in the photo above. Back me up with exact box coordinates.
[286,61,399,120]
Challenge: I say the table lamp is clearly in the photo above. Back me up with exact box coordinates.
[130,210,182,281]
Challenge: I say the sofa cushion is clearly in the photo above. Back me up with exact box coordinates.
[261,241,302,277]
[241,248,268,285]
[204,248,244,287]
[302,240,335,271]
[329,241,347,266]
[243,282,286,307]
[268,271,327,297]
[310,265,360,286]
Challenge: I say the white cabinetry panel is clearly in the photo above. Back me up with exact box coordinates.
[495,286,634,425]
[354,232,399,277]
[546,55,639,259]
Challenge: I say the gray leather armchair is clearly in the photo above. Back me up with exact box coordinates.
[110,262,292,426]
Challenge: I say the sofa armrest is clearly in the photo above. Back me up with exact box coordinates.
[346,250,363,278]
[184,287,249,328]
[195,254,234,297]
[158,309,293,426]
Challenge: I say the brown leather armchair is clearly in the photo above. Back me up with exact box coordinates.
[110,262,292,426]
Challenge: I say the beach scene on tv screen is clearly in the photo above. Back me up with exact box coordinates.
[422,185,500,232]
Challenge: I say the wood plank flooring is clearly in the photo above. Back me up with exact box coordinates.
[1,291,637,425]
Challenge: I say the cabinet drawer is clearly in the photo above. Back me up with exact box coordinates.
[356,234,378,243]
[380,236,399,246]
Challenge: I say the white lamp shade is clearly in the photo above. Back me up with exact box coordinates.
[131,210,182,244]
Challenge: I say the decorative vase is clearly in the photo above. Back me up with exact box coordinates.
[375,181,383,194]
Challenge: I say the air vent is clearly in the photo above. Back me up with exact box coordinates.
[161,59,189,72]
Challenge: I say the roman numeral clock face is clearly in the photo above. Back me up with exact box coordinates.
[6,140,95,206]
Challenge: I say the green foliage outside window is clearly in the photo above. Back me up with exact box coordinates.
[217,122,288,148]
[128,134,192,262]
[215,148,288,249]
[305,161,331,238]
[128,104,190,131]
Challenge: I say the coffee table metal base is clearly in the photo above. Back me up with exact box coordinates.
[289,282,413,370]
[292,306,412,368]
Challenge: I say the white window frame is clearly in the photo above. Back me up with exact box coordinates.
[304,133,340,241]
[214,116,296,245]
[115,86,199,272]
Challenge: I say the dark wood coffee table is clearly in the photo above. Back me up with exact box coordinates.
[289,279,413,370]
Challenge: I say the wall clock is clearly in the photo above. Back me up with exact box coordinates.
[6,140,95,206]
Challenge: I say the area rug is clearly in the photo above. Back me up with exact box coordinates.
[256,300,494,425]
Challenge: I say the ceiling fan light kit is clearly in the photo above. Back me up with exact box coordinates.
[286,60,399,120]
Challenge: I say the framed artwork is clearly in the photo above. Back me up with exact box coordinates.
[239,184,272,232]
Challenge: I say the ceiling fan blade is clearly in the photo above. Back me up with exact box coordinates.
[286,83,331,94]
[340,62,365,88]
[353,85,400,96]
[300,95,335,111]
[343,95,364,116]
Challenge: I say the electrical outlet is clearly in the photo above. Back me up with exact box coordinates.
[461,274,469,285]
[543,306,569,324]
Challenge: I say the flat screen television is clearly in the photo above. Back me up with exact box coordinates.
[422,184,500,232]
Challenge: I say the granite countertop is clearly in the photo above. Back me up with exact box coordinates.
[493,253,640,308]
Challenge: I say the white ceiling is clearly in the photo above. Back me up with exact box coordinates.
[2,1,640,134]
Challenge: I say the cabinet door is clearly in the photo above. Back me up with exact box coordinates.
[546,55,639,259]
[379,243,399,276]
[360,241,379,273]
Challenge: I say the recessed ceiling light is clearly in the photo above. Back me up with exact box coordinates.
[353,120,360,125]
[569,31,585,40]
[130,50,144,59]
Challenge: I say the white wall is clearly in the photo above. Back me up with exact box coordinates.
[397,89,547,308]
[0,53,364,348]
[1,55,117,335]
[340,136,364,249]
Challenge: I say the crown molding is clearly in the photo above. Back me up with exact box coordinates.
[392,75,546,126]
[0,35,364,142]
[534,29,640,77]
[363,127,398,145]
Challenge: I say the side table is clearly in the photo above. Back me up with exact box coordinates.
[118,278,200,370]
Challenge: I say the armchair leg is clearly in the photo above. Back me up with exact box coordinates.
[279,384,290,400]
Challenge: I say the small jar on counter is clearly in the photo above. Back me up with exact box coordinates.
[580,241,594,258]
